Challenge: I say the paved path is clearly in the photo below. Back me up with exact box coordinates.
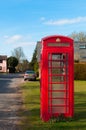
[0,74,24,130]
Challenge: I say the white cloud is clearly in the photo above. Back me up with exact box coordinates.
[13,41,36,48]
[3,34,36,48]
[43,16,86,25]
[4,34,22,44]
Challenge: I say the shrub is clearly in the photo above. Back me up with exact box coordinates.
[74,63,86,80]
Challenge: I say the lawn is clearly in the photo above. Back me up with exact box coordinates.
[20,80,86,130]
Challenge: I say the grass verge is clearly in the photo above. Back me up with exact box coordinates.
[20,80,86,130]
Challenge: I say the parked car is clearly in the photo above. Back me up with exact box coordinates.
[24,70,36,81]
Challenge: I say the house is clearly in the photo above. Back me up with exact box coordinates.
[74,42,86,62]
[0,55,7,73]
[37,41,86,62]
[37,40,86,78]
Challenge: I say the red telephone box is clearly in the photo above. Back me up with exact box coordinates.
[40,35,74,121]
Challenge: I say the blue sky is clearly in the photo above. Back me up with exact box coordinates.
[0,0,86,61]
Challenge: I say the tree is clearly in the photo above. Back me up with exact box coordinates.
[21,59,29,71]
[29,45,39,76]
[70,32,86,42]
[12,47,26,63]
[7,56,18,73]
[16,59,29,72]
[11,47,28,72]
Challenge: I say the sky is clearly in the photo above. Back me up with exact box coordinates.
[0,0,86,61]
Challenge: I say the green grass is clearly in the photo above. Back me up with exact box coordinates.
[20,80,86,130]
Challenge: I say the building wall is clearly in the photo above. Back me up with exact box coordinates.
[0,57,7,73]
[37,41,86,62]
[74,42,86,62]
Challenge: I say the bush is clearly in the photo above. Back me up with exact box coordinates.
[9,67,16,73]
[74,63,86,80]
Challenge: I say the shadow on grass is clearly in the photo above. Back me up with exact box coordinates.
[74,92,86,122]
[20,107,86,130]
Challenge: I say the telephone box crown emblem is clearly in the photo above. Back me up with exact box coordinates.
[56,38,61,42]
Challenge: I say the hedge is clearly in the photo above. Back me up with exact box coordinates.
[74,63,86,80]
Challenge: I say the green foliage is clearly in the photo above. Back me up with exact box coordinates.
[8,66,16,73]
[74,63,86,80]
[7,56,18,68]
[7,56,18,73]
[11,47,30,72]
[12,47,26,62]
[16,59,29,72]
[30,45,39,75]
[21,59,29,72]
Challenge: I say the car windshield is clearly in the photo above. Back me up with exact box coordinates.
[25,71,35,74]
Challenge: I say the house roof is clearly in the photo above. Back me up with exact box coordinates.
[0,55,7,60]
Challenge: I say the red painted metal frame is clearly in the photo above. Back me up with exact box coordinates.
[40,35,74,122]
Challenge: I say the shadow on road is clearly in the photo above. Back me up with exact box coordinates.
[0,73,23,93]
[0,73,24,78]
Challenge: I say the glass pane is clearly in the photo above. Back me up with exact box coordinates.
[52,68,65,74]
[52,61,65,67]
[52,76,65,82]
[48,92,52,98]
[48,107,65,113]
[52,107,65,113]
[49,99,65,105]
[48,69,51,74]
[52,84,65,90]
[54,99,65,105]
[48,61,51,67]
[52,54,63,60]
[52,92,65,98]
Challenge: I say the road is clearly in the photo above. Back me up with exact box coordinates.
[0,73,24,130]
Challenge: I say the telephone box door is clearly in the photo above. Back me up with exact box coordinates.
[48,52,70,116]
